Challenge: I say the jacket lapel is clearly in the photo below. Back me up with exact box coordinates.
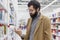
[27,18,32,34]
[34,14,43,35]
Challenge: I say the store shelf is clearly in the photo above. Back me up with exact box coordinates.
[51,27,57,29]
[50,16,60,19]
[51,22,60,25]
[0,21,8,25]
[52,33,57,35]
[50,17,57,19]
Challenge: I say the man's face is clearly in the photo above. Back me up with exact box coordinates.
[28,5,36,16]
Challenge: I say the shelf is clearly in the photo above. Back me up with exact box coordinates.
[50,16,60,19]
[50,17,57,19]
[0,21,8,25]
[52,33,57,35]
[51,22,60,25]
[51,27,57,29]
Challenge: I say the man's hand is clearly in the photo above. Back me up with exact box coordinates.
[15,28,22,36]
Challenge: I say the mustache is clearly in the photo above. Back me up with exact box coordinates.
[30,12,38,19]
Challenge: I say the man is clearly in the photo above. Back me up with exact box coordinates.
[15,0,51,40]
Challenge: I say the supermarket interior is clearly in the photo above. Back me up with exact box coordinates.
[0,0,60,40]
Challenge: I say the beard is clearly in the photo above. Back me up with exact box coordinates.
[30,11,38,19]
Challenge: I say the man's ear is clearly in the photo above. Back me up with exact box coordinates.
[37,8,39,11]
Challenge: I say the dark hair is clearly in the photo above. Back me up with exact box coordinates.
[28,0,41,11]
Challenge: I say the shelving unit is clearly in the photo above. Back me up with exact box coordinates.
[0,0,17,40]
[0,1,9,40]
[50,8,60,40]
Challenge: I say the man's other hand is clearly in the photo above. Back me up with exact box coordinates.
[15,28,22,36]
